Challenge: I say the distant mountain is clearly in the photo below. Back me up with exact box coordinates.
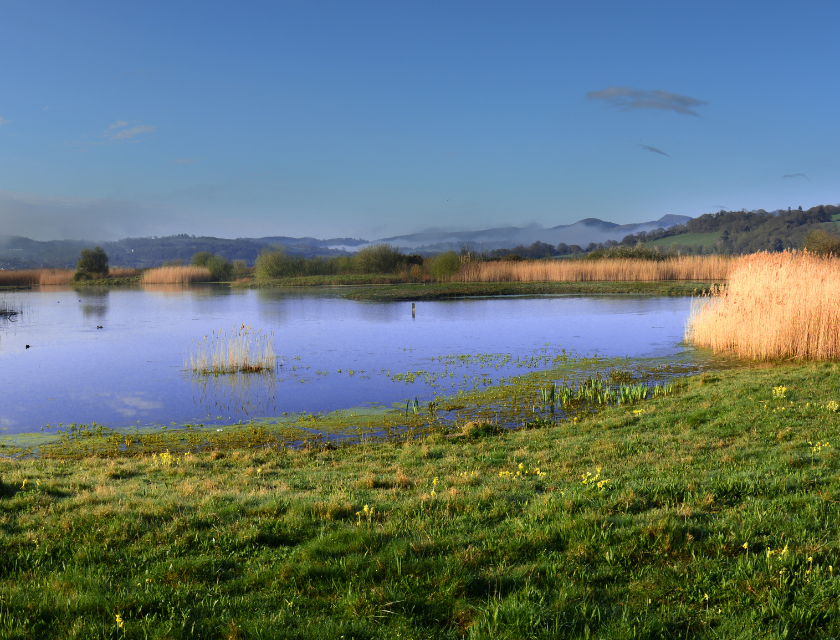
[0,215,691,268]
[0,234,356,269]
[363,214,693,253]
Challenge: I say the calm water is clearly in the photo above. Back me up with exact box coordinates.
[0,286,698,435]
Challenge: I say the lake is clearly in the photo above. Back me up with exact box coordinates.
[0,286,705,436]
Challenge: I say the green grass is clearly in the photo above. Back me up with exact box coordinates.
[647,232,722,248]
[3,361,840,638]
[343,281,718,301]
[234,273,418,288]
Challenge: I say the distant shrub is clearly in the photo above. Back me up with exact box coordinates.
[255,246,375,279]
[255,247,294,279]
[802,229,840,256]
[191,252,214,267]
[232,260,249,280]
[74,246,109,280]
[355,244,405,274]
[427,251,461,280]
[584,244,669,261]
[205,255,233,281]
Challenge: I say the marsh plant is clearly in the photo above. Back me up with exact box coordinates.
[688,250,840,360]
[189,324,276,374]
[465,254,733,283]
[140,265,213,284]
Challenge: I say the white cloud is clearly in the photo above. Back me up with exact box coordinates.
[103,121,156,142]
[105,120,130,131]
[0,116,9,126]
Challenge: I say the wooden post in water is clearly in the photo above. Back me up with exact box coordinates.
[412,302,415,318]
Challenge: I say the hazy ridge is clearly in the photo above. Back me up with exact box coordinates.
[0,215,690,269]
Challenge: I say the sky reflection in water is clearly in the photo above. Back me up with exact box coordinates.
[0,286,696,434]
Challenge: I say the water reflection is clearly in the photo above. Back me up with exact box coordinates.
[76,287,109,320]
[0,287,703,435]
[191,372,277,417]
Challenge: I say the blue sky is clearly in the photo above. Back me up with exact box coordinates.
[1,1,838,241]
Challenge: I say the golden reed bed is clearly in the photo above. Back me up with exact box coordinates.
[0,269,74,286]
[688,251,840,360]
[139,265,212,284]
[0,268,140,286]
[459,255,733,282]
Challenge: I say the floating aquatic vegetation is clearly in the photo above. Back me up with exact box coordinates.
[1,350,710,460]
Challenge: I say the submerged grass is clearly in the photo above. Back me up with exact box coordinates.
[2,362,840,637]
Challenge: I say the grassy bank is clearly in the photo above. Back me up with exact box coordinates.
[2,362,840,638]
[235,273,420,287]
[344,281,719,301]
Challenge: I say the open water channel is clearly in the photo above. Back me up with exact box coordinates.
[0,286,709,437]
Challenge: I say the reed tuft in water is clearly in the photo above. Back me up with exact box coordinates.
[688,250,840,360]
[189,324,276,374]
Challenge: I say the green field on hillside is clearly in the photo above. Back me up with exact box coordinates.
[646,231,722,248]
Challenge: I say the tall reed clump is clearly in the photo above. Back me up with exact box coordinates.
[40,269,75,285]
[0,269,42,286]
[189,324,276,374]
[0,269,77,286]
[140,266,213,284]
[687,251,840,360]
[461,255,733,282]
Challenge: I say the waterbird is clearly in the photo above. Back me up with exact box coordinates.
[25,345,30,349]
[96,325,103,329]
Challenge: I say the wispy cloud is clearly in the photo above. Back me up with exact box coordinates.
[103,120,155,142]
[638,144,669,157]
[587,86,707,117]
[782,173,809,181]
[173,158,198,165]
[0,116,9,126]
